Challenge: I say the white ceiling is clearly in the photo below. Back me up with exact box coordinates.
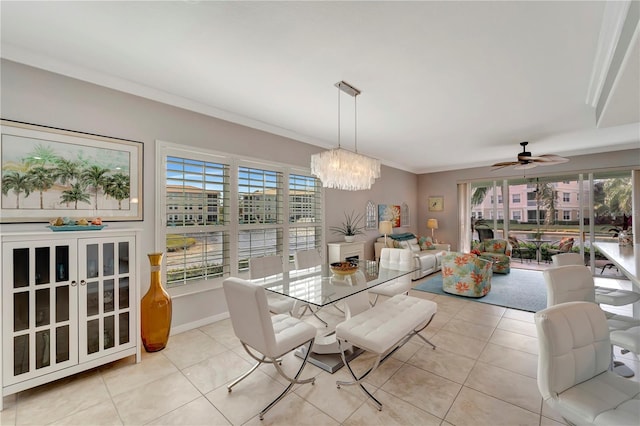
[1,1,639,173]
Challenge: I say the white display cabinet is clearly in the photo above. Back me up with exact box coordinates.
[1,229,141,409]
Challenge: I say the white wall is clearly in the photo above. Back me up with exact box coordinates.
[1,59,418,331]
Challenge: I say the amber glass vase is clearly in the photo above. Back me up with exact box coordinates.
[141,252,172,352]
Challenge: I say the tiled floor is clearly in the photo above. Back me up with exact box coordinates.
[2,279,638,425]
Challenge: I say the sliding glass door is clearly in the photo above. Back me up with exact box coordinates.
[466,169,633,276]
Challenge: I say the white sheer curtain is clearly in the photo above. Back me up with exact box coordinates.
[457,182,471,253]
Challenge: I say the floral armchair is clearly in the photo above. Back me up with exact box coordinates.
[442,252,493,298]
[475,238,512,274]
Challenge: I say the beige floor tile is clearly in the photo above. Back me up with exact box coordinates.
[0,394,17,426]
[489,328,539,355]
[16,370,111,425]
[462,301,507,318]
[424,310,454,330]
[430,295,468,316]
[445,387,540,426]
[182,349,253,394]
[161,329,229,369]
[441,318,495,341]
[112,371,200,424]
[430,329,488,359]
[454,308,501,328]
[389,339,424,362]
[407,345,476,384]
[503,308,535,323]
[497,317,538,338]
[347,351,403,388]
[243,392,339,426]
[541,416,568,426]
[381,364,460,419]
[49,400,122,426]
[464,362,542,413]
[343,388,442,426]
[294,368,367,423]
[206,370,303,425]
[478,342,538,378]
[146,396,230,426]
[199,319,240,349]
[100,351,179,396]
[542,400,568,424]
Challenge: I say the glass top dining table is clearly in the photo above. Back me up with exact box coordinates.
[253,260,417,307]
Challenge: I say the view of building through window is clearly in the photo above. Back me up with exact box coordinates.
[162,149,322,288]
[470,170,632,264]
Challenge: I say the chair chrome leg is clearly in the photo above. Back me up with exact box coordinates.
[259,338,316,420]
[228,343,266,392]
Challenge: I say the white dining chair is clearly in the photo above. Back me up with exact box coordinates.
[222,277,316,420]
[293,249,328,326]
[535,301,640,425]
[543,264,640,378]
[551,253,640,308]
[249,255,295,315]
[369,248,413,306]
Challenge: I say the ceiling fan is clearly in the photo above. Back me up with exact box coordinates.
[492,141,569,170]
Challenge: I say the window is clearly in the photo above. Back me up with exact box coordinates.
[512,211,521,221]
[158,143,323,289]
[164,156,230,287]
[563,211,571,220]
[497,195,503,204]
[512,194,520,203]
[563,192,570,202]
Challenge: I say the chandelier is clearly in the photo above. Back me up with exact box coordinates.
[311,81,381,191]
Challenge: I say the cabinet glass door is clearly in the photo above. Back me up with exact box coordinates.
[2,240,78,385]
[78,236,135,362]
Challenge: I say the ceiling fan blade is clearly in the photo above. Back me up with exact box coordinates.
[518,155,545,161]
[514,162,538,170]
[538,154,569,163]
[491,161,520,167]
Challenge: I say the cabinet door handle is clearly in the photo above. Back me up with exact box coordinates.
[80,280,86,286]
[71,280,77,287]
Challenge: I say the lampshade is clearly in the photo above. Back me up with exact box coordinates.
[378,220,393,235]
[427,219,438,230]
[311,81,381,191]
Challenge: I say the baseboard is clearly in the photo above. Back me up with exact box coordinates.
[170,312,230,336]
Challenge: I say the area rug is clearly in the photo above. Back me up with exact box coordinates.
[413,268,547,312]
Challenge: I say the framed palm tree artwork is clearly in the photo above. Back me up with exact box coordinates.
[1,120,143,223]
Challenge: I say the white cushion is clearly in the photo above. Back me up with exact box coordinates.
[335,294,437,354]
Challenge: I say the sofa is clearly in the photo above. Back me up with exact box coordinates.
[441,252,493,297]
[474,238,512,274]
[375,233,450,280]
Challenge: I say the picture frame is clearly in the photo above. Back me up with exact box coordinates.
[1,120,143,223]
[428,196,444,212]
[378,204,401,227]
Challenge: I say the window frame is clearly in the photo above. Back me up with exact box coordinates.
[155,140,325,297]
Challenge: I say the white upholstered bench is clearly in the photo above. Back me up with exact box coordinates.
[335,294,437,409]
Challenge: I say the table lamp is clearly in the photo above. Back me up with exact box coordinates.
[427,218,439,242]
[379,220,393,246]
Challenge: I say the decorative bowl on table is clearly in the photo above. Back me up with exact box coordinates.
[330,261,359,276]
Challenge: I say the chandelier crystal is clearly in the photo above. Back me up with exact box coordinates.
[311,81,381,191]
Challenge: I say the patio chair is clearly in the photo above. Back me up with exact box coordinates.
[508,235,534,263]
[476,227,494,242]
[545,237,574,262]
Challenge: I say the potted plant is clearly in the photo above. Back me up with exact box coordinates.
[330,211,365,242]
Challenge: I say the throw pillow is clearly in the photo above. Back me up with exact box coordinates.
[418,236,436,250]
